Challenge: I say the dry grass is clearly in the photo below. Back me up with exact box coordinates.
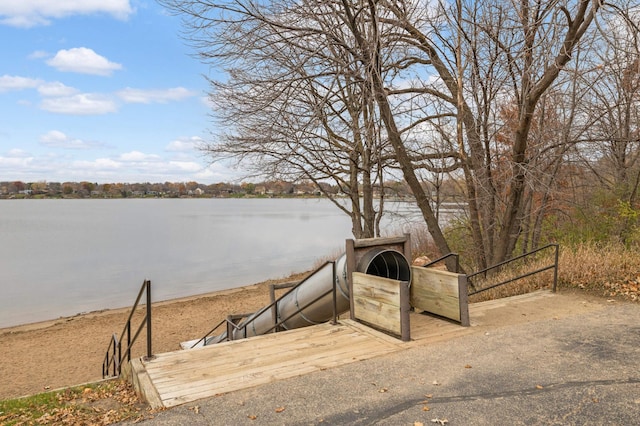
[557,242,640,301]
[466,243,640,302]
[467,251,557,302]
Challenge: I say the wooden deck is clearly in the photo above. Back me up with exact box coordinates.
[130,290,557,408]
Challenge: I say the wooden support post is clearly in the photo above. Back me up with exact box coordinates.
[269,284,277,333]
[400,281,411,342]
[458,274,470,327]
[346,238,356,320]
[403,233,412,265]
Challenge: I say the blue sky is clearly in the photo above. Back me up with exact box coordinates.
[0,0,238,184]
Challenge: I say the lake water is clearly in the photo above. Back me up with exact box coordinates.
[0,198,425,328]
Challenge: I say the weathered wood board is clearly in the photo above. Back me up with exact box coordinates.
[137,321,402,408]
[352,272,405,336]
[410,266,469,326]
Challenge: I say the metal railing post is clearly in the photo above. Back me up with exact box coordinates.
[114,335,120,376]
[331,261,337,325]
[227,316,234,341]
[126,321,131,364]
[553,244,559,292]
[145,280,152,359]
[101,279,154,378]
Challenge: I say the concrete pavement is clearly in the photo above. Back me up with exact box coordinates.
[121,293,640,425]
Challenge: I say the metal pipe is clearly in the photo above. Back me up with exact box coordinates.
[223,248,411,341]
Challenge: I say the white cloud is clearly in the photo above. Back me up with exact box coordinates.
[0,74,42,92]
[118,151,162,162]
[201,96,214,108]
[6,148,31,158]
[166,136,204,152]
[0,147,239,183]
[74,157,122,170]
[0,0,133,28]
[40,93,117,115]
[37,81,78,97]
[0,154,33,169]
[28,50,49,59]
[117,87,196,104]
[39,130,106,150]
[168,160,202,172]
[46,48,122,76]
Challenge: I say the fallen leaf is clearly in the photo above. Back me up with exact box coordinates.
[275,406,286,413]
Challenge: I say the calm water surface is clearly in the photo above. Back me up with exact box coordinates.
[0,198,421,328]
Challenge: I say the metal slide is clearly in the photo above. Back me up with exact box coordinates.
[200,247,411,346]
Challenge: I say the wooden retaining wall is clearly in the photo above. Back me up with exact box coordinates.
[352,272,411,341]
[410,266,470,326]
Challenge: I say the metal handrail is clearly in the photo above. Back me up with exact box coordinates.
[189,318,227,348]
[422,252,460,273]
[102,279,153,378]
[193,261,338,346]
[232,260,337,340]
[467,244,559,296]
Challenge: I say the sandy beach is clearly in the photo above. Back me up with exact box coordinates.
[0,274,306,400]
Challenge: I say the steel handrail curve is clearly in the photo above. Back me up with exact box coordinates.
[101,279,152,378]
[233,260,336,338]
[467,244,559,296]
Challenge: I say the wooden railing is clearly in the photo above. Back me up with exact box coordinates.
[102,279,153,378]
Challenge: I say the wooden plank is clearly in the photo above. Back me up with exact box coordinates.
[352,272,401,306]
[158,336,390,399]
[149,331,363,383]
[340,319,405,346]
[148,322,401,408]
[410,266,461,322]
[352,235,408,248]
[353,297,401,335]
[145,325,353,378]
[352,272,403,335]
[126,358,163,409]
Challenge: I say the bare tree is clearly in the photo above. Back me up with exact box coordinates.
[368,0,616,265]
[161,0,637,265]
[161,0,403,238]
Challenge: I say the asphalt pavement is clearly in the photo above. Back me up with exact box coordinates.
[120,296,640,425]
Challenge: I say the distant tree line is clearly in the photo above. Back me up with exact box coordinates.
[0,179,438,200]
